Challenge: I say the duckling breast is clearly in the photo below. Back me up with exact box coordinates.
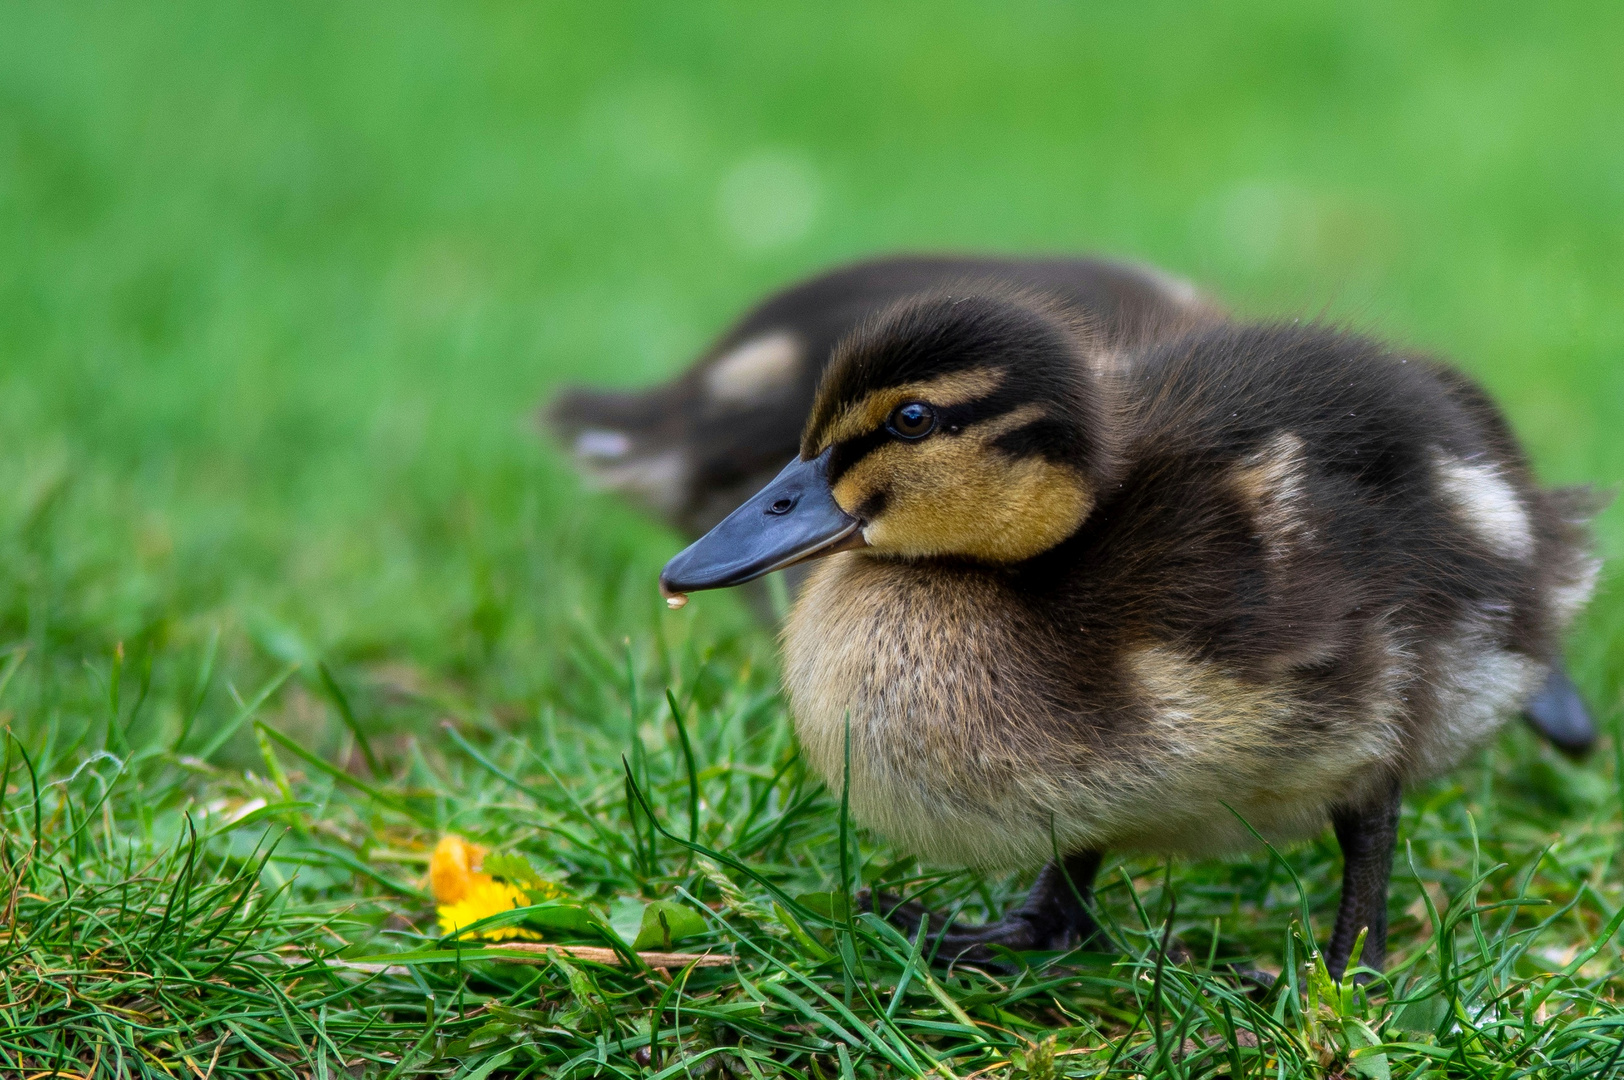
[784,553,1067,867]
[782,552,1404,868]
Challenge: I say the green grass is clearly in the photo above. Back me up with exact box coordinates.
[2,2,1623,1076]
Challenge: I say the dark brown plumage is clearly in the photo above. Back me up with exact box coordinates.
[652,272,1601,981]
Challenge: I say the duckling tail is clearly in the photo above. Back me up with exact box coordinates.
[1522,665,1596,757]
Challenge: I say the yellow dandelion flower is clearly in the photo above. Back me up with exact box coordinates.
[429,834,561,941]
[429,835,486,904]
[437,877,543,941]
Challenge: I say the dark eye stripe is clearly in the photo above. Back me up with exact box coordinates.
[822,388,1033,483]
[990,416,1077,466]
[826,427,891,484]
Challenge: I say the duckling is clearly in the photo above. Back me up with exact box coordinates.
[548,255,1222,539]
[658,289,1601,979]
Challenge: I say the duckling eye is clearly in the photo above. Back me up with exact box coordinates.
[888,402,937,440]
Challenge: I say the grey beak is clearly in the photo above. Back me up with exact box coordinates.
[659,449,864,597]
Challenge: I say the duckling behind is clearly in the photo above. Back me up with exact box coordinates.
[549,255,1220,538]
[661,290,1601,979]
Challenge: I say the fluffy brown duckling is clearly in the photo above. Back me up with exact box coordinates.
[658,288,1601,980]
[548,255,1221,539]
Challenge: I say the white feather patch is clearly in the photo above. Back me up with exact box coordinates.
[1433,453,1534,561]
[705,331,802,407]
[1405,614,1542,780]
[573,429,632,460]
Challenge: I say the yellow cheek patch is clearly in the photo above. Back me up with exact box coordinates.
[807,369,1005,454]
[833,409,1093,563]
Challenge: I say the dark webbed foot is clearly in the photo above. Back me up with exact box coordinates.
[1326,778,1402,983]
[865,852,1104,966]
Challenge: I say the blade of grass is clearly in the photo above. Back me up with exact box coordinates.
[191,662,299,762]
[667,689,700,844]
[255,721,427,824]
[173,629,219,753]
[319,662,383,780]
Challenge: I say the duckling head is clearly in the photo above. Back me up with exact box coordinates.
[661,291,1118,598]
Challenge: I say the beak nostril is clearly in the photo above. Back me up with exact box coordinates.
[768,497,797,515]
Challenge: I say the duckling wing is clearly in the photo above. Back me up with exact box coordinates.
[1059,323,1602,797]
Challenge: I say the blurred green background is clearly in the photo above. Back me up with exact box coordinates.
[2,1,1620,731]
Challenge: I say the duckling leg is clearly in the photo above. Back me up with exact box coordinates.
[1325,779,1402,983]
[867,851,1104,965]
